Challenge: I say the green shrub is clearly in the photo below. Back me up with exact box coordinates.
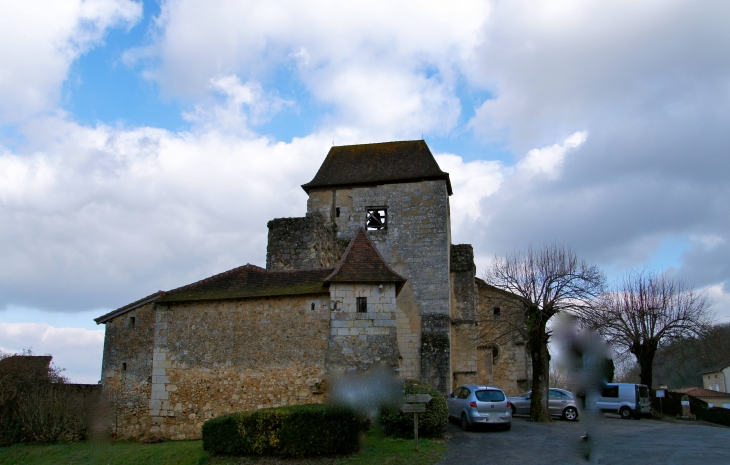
[380,379,448,439]
[202,403,362,457]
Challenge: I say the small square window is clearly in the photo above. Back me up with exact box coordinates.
[366,209,387,230]
[493,307,501,316]
[357,297,367,313]
[311,302,316,310]
[129,316,135,328]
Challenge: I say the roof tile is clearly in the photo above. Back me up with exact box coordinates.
[302,140,452,195]
[325,227,406,294]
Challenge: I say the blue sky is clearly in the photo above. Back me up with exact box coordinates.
[1,0,729,382]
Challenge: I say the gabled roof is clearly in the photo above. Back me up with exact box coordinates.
[325,227,406,294]
[95,291,165,324]
[156,264,333,304]
[475,277,525,302]
[702,360,730,374]
[0,355,52,380]
[302,140,452,195]
[673,387,730,398]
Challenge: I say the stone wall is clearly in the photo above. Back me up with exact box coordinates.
[449,244,479,387]
[105,294,331,440]
[307,180,452,392]
[266,212,346,271]
[476,282,531,395]
[100,301,156,439]
[326,283,400,372]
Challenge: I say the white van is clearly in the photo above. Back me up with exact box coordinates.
[595,383,651,419]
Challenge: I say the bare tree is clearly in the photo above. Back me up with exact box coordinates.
[580,269,713,388]
[484,243,605,422]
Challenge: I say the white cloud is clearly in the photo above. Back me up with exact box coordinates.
[0,322,104,384]
[0,0,142,123]
[183,75,293,132]
[516,131,586,179]
[434,153,503,236]
[0,111,353,311]
[133,0,488,138]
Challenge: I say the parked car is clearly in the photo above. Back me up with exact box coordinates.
[507,388,580,421]
[447,385,512,431]
[595,383,651,419]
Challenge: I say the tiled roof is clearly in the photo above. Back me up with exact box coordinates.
[476,277,525,302]
[0,355,52,380]
[156,264,333,304]
[325,227,406,294]
[302,140,452,195]
[673,387,730,398]
[95,291,165,324]
[701,360,730,374]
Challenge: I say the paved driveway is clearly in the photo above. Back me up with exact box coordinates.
[438,414,730,465]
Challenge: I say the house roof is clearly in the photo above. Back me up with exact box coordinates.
[301,140,453,195]
[673,387,730,398]
[475,277,525,302]
[325,227,406,295]
[155,264,333,304]
[701,360,730,375]
[0,355,52,380]
[95,291,165,324]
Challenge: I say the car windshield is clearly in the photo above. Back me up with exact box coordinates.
[476,390,505,402]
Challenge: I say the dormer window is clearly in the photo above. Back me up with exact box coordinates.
[366,209,387,230]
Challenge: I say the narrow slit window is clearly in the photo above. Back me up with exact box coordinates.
[122,362,127,371]
[335,207,340,217]
[311,302,316,310]
[129,316,135,328]
[366,209,387,230]
[357,297,367,313]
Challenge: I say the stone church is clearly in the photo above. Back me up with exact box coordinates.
[96,140,531,439]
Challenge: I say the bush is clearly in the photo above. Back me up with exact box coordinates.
[202,403,362,457]
[380,379,448,439]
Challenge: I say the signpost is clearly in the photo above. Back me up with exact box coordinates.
[402,394,432,451]
[656,389,665,416]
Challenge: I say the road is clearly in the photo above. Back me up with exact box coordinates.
[437,414,730,465]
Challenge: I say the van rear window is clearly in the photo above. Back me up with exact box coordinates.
[639,386,649,398]
[476,390,505,402]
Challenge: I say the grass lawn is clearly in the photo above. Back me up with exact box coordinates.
[0,428,446,465]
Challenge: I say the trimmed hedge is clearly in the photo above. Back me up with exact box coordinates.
[652,390,730,427]
[202,403,362,457]
[380,379,448,439]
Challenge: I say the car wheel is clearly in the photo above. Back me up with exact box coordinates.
[511,405,517,416]
[502,423,511,431]
[562,407,578,421]
[461,413,470,431]
[619,407,632,419]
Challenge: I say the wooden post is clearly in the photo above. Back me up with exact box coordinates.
[414,412,419,451]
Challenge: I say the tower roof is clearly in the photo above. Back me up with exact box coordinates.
[302,140,452,195]
[325,227,406,294]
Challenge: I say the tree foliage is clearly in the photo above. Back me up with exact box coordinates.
[580,269,712,388]
[484,243,605,422]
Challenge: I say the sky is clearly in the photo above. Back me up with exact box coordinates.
[1,0,729,383]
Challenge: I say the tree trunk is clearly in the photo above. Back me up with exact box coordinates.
[527,311,551,422]
[632,339,658,388]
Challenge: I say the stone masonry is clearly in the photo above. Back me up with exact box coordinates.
[306,180,452,392]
